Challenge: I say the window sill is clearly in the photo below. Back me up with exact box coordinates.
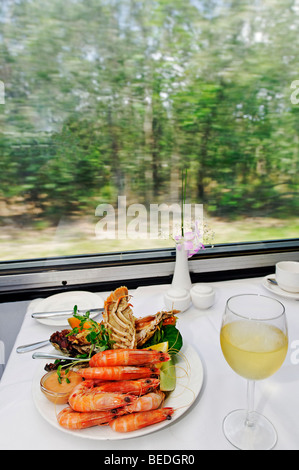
[0,239,298,302]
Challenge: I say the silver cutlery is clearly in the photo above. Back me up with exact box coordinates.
[32,351,88,362]
[16,340,50,354]
[31,307,104,319]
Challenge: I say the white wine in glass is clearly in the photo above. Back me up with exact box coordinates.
[220,294,288,450]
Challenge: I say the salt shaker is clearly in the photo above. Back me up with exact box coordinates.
[190,284,215,310]
[163,288,191,313]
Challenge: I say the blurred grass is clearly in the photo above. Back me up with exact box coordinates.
[212,217,299,244]
[0,216,298,261]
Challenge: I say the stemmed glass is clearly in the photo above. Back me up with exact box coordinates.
[220,294,288,450]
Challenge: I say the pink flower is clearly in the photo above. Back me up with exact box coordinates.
[175,221,205,258]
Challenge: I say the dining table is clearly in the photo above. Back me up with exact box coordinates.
[0,276,298,451]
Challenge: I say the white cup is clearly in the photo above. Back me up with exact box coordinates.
[276,261,299,293]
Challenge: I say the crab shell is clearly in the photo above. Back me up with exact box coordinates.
[135,310,180,347]
[103,286,137,349]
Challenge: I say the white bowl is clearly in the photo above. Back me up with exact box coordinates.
[276,261,299,293]
[164,288,191,312]
[190,284,215,310]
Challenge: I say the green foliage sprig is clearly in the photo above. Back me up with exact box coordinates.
[66,305,114,355]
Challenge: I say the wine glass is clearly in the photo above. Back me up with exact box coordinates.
[220,294,288,450]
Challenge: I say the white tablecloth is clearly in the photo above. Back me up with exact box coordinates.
[0,277,298,450]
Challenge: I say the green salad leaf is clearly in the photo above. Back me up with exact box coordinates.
[143,323,183,356]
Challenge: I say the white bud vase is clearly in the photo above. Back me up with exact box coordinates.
[171,244,192,291]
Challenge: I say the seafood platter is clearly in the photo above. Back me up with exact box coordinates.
[32,287,204,440]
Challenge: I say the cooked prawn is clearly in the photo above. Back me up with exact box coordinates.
[57,393,167,431]
[109,407,174,433]
[123,391,165,413]
[78,365,160,381]
[95,378,160,395]
[90,348,170,367]
[68,380,137,412]
[57,406,117,429]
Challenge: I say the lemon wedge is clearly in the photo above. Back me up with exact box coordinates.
[143,341,176,391]
[144,341,169,353]
[144,342,169,368]
[160,358,176,391]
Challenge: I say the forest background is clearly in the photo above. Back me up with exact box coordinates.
[0,0,298,260]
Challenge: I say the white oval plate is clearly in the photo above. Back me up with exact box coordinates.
[31,291,104,327]
[32,343,204,440]
[262,275,299,301]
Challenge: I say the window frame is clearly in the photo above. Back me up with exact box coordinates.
[0,238,298,302]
